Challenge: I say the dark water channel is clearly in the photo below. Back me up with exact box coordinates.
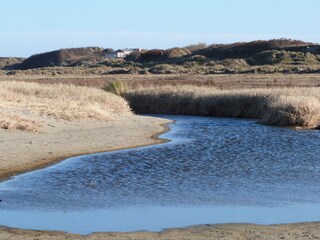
[0,116,320,234]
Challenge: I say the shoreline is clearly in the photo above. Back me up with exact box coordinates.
[0,115,171,181]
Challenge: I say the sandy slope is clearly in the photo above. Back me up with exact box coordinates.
[0,115,170,180]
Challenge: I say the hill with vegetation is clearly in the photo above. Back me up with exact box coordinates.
[17,47,105,70]
[3,39,320,75]
[0,57,25,70]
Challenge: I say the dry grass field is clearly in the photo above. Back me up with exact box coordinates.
[0,81,131,132]
[1,73,320,89]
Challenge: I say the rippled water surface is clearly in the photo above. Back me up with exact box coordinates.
[0,116,320,233]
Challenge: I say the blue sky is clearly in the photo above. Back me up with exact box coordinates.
[1,0,320,57]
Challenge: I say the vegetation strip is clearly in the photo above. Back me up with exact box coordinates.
[124,86,320,129]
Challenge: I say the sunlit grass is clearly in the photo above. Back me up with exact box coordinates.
[0,81,132,132]
[126,86,320,128]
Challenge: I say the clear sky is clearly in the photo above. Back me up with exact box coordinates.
[1,0,320,57]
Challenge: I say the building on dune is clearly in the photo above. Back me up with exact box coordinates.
[104,48,142,58]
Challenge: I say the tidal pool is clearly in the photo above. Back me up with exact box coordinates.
[0,116,320,234]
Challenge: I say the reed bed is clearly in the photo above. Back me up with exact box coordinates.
[0,81,131,131]
[125,86,320,128]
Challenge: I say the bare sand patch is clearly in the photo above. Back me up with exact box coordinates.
[0,115,170,180]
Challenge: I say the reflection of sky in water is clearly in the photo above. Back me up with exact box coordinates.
[0,116,320,233]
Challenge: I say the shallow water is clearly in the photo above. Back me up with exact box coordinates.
[0,116,320,233]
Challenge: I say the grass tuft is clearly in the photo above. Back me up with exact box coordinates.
[103,80,127,96]
[0,113,41,133]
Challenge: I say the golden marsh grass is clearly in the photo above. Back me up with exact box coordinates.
[0,81,131,132]
[126,86,320,128]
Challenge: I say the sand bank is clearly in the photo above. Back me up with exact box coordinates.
[0,115,170,180]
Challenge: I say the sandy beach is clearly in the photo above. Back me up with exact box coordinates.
[0,115,170,180]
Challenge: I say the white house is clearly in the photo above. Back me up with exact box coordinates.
[104,48,142,58]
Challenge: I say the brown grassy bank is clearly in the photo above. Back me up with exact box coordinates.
[125,86,320,129]
[0,81,131,132]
